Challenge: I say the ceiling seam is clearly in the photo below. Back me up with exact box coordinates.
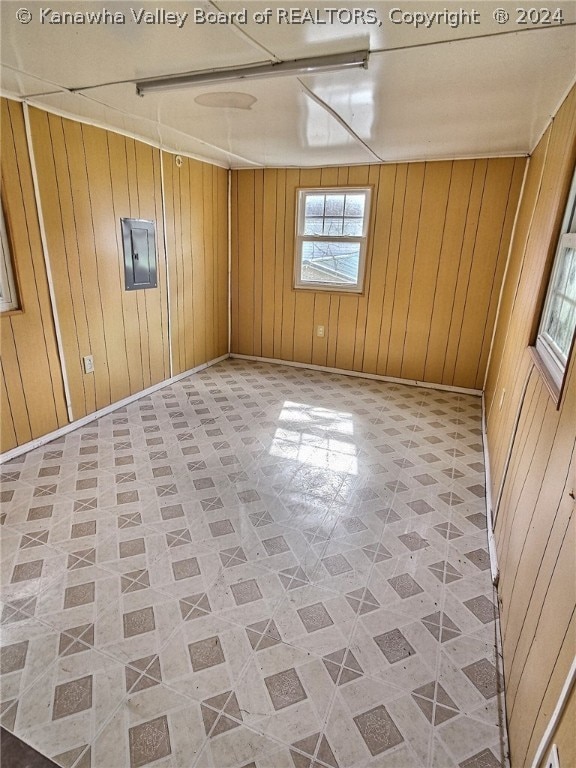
[6,21,573,97]
[0,62,67,98]
[208,0,282,62]
[370,20,576,55]
[297,79,383,164]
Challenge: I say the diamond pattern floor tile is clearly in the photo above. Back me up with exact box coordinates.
[0,360,508,767]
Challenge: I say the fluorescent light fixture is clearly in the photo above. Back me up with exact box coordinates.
[136,50,369,96]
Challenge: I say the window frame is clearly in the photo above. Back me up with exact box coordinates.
[533,167,576,403]
[0,202,19,314]
[294,186,372,294]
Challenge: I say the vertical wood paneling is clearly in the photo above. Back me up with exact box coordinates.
[474,158,526,389]
[280,169,300,362]
[230,170,239,357]
[350,165,379,369]
[0,99,67,452]
[64,118,109,410]
[107,131,147,394]
[238,170,255,358]
[36,110,95,416]
[217,167,228,355]
[1,361,18,449]
[387,161,425,378]
[531,637,575,768]
[190,159,206,368]
[362,164,394,373]
[203,164,215,363]
[456,159,525,389]
[231,157,524,389]
[402,162,452,381]
[82,124,131,406]
[484,85,576,768]
[162,152,228,375]
[424,160,475,384]
[1,98,226,454]
[29,109,170,420]
[294,168,322,364]
[253,169,264,358]
[441,159,488,386]
[135,139,169,387]
[261,169,277,359]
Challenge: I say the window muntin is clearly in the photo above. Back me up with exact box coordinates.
[295,187,371,292]
[0,204,18,313]
[535,170,576,392]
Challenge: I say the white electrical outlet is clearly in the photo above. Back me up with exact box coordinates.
[545,744,560,768]
[317,325,325,338]
[83,355,94,374]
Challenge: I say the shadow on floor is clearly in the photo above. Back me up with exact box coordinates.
[1,728,58,768]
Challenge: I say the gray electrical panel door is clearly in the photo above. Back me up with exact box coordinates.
[121,218,158,290]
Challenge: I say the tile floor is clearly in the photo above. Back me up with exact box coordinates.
[0,360,508,768]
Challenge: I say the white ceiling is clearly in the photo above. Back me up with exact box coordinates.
[1,1,575,167]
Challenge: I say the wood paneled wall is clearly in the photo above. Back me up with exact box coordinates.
[162,153,228,375]
[230,159,525,390]
[0,99,68,452]
[29,107,171,421]
[0,99,228,452]
[549,685,576,768]
[484,85,576,767]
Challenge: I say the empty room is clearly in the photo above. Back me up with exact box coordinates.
[0,2,575,767]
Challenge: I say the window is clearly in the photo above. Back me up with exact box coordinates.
[295,187,371,292]
[535,169,576,394]
[0,203,18,313]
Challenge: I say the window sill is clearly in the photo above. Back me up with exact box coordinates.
[293,283,365,296]
[529,346,562,408]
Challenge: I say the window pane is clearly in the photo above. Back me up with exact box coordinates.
[343,218,364,236]
[322,217,344,236]
[305,195,324,217]
[0,205,18,312]
[555,246,572,294]
[344,194,365,217]
[562,247,575,295]
[303,217,324,236]
[301,241,360,285]
[541,243,576,364]
[545,294,561,340]
[325,195,344,216]
[556,300,575,358]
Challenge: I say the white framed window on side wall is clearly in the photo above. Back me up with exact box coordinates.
[0,202,18,313]
[534,168,576,400]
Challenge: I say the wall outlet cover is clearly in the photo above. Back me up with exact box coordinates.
[83,355,94,374]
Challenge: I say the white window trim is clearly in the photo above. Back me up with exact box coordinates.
[0,204,18,313]
[535,170,576,394]
[294,187,371,293]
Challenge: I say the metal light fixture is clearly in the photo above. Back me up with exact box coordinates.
[135,50,369,96]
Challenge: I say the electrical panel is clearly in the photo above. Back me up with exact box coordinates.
[121,218,157,291]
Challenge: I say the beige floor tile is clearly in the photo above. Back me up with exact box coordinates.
[0,361,507,767]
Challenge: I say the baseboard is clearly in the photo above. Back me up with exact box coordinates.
[481,395,500,586]
[229,354,483,397]
[0,354,229,464]
[530,657,576,768]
